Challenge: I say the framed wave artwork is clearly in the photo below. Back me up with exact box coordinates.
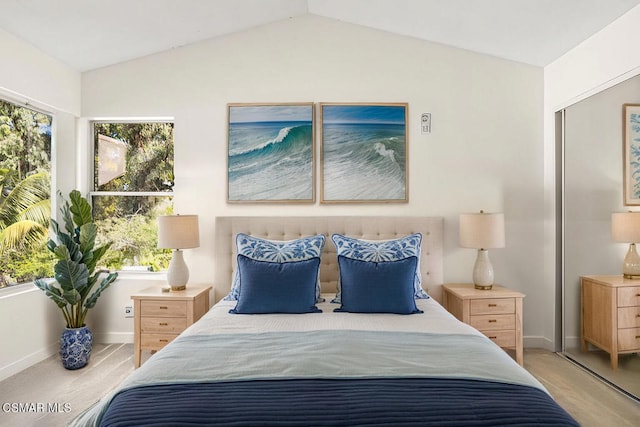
[227,103,315,203]
[320,103,408,203]
[624,104,640,205]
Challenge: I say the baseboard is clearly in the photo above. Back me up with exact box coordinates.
[0,342,58,382]
[93,332,134,344]
[524,335,555,351]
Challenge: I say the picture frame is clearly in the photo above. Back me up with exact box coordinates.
[623,103,640,205]
[320,102,408,203]
[227,103,315,203]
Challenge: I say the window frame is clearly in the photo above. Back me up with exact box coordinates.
[88,118,175,273]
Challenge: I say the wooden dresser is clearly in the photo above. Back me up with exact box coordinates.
[580,275,640,370]
[132,286,211,368]
[442,283,525,366]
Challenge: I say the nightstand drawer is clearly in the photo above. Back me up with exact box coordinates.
[618,306,640,328]
[140,300,187,317]
[483,330,516,348]
[140,333,179,350]
[141,316,187,333]
[618,287,640,307]
[617,328,640,351]
[470,314,515,331]
[470,298,515,315]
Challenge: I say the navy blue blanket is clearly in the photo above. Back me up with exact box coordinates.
[99,378,579,426]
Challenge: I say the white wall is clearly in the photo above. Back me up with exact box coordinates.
[543,4,640,348]
[0,28,80,116]
[0,29,81,380]
[82,15,545,344]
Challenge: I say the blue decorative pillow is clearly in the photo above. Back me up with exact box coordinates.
[331,233,428,303]
[230,255,322,314]
[224,233,326,302]
[334,256,422,314]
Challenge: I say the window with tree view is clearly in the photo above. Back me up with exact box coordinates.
[92,122,174,272]
[0,99,53,288]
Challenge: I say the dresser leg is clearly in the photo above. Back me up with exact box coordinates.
[134,348,141,368]
[516,346,523,366]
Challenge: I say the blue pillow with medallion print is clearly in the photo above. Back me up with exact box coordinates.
[331,233,428,303]
[224,233,326,302]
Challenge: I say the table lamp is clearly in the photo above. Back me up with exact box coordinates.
[459,211,505,290]
[158,214,200,291]
[611,212,640,279]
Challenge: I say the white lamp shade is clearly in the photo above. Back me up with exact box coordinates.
[158,215,200,249]
[459,212,505,249]
[612,212,640,243]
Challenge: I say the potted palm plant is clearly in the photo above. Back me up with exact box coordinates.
[35,190,118,369]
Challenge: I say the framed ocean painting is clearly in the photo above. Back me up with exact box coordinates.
[320,103,408,203]
[623,104,640,205]
[227,103,315,203]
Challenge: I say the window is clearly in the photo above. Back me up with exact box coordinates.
[0,98,53,288]
[91,121,174,271]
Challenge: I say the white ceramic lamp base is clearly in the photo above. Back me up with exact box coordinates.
[167,249,189,291]
[473,249,494,290]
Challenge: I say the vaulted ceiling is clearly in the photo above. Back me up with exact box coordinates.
[0,0,638,72]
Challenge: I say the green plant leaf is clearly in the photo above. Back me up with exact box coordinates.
[85,272,118,309]
[34,279,68,309]
[79,222,97,267]
[53,256,89,292]
[69,190,92,227]
[60,199,74,236]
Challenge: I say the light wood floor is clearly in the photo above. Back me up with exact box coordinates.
[0,346,638,427]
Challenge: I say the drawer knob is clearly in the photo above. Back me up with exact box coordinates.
[159,339,168,342]
[489,336,497,339]
[159,306,168,310]
[488,304,497,307]
[488,319,497,323]
[159,322,168,326]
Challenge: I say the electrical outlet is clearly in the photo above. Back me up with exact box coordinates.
[124,306,133,318]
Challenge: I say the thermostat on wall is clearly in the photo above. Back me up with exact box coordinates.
[421,113,431,134]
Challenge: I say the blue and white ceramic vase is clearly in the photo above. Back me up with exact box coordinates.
[60,326,93,370]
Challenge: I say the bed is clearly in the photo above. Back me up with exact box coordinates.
[71,216,579,426]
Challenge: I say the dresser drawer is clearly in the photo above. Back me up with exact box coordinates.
[470,298,514,315]
[618,328,640,351]
[140,333,179,351]
[140,300,187,317]
[618,306,640,329]
[470,314,516,331]
[482,330,516,348]
[617,287,640,307]
[141,316,187,333]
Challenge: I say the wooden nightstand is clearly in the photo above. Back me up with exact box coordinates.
[442,283,525,366]
[580,275,640,370]
[132,286,211,368]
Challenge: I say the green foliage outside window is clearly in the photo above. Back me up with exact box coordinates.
[0,99,52,287]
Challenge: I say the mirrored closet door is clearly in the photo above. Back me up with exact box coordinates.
[561,73,640,400]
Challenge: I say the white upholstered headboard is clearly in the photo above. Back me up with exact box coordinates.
[214,216,444,303]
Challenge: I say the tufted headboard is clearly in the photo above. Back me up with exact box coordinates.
[214,216,444,303]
